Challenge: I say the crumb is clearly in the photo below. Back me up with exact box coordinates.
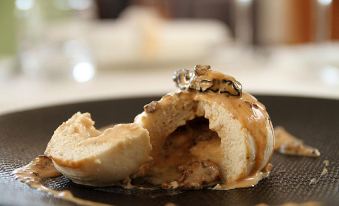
[274,127,320,157]
[144,101,158,113]
[320,167,328,176]
[264,163,273,172]
[323,160,329,167]
[309,159,329,185]
[309,178,318,185]
[162,181,179,189]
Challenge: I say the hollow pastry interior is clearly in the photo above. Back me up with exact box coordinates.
[136,117,223,189]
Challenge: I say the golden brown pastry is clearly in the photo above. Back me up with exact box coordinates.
[45,65,274,190]
[135,90,274,189]
[45,112,152,186]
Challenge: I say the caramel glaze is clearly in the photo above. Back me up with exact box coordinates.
[13,156,111,206]
[214,163,272,190]
[196,92,272,175]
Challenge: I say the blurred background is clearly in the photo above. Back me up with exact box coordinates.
[0,0,338,114]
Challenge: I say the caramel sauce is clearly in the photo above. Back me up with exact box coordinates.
[224,93,269,173]
[13,156,111,206]
[213,163,272,190]
[274,127,320,157]
[213,171,268,190]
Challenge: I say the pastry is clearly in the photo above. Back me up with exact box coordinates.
[135,66,274,188]
[45,65,274,189]
[45,112,152,186]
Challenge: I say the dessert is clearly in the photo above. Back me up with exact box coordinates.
[42,65,274,189]
[12,65,327,206]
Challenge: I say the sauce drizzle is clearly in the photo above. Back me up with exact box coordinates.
[213,163,272,190]
[13,156,111,206]
[274,127,320,157]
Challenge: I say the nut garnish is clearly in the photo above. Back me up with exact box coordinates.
[173,65,242,97]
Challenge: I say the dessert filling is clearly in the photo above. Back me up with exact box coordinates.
[135,117,224,189]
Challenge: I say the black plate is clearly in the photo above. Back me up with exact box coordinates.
[0,95,338,206]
